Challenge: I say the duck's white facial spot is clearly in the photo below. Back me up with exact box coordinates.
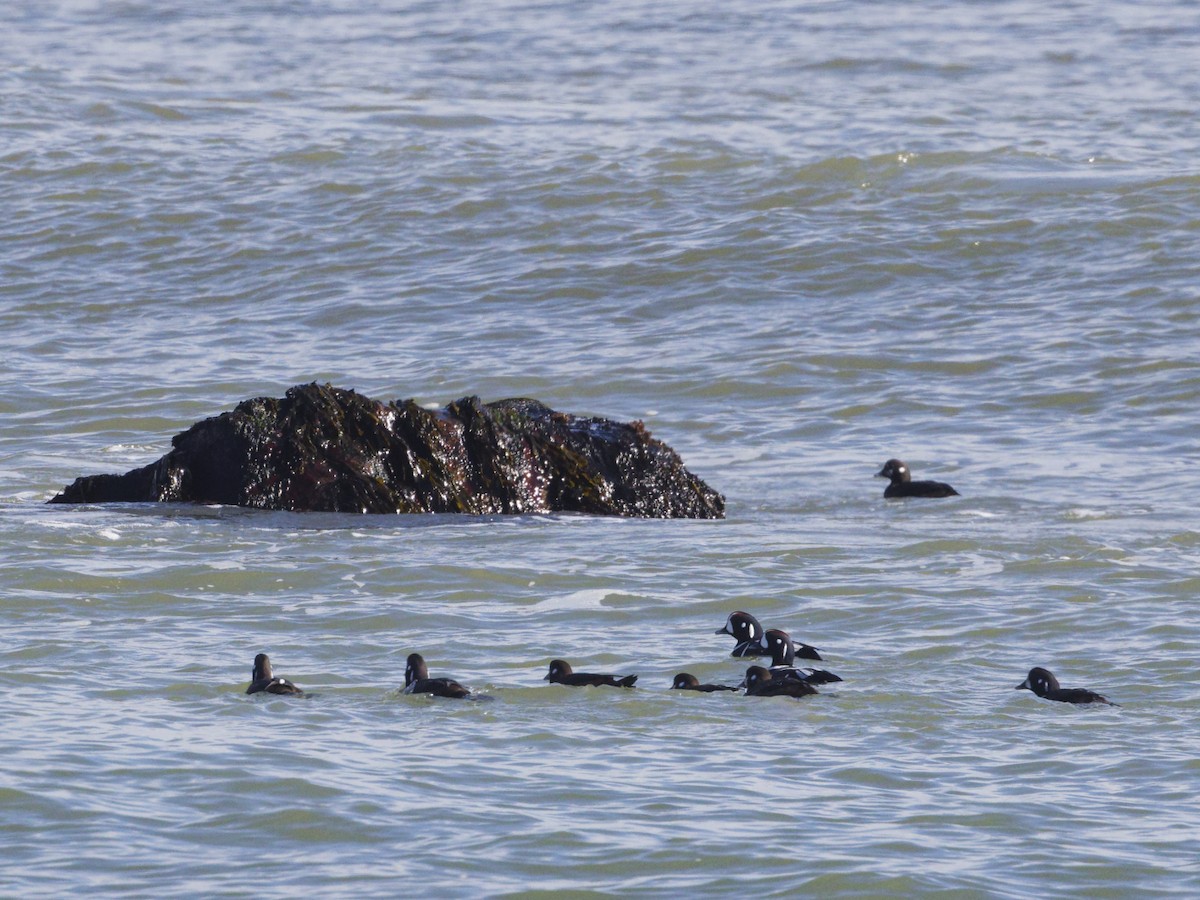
[897,465,907,475]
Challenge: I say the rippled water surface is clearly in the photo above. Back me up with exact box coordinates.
[4,1,1200,896]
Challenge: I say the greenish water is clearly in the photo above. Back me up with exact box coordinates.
[3,1,1200,895]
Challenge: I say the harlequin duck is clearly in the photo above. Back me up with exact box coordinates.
[672,673,739,693]
[245,653,305,696]
[405,653,472,699]
[763,630,842,685]
[715,611,823,660]
[741,665,818,698]
[544,659,637,688]
[876,459,959,498]
[1016,667,1117,706]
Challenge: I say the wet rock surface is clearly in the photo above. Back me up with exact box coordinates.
[50,383,725,518]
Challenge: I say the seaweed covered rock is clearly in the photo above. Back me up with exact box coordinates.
[50,383,724,518]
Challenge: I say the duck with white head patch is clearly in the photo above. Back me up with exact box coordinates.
[245,653,305,696]
[1016,667,1117,706]
[715,610,824,660]
[876,459,959,499]
[763,629,842,685]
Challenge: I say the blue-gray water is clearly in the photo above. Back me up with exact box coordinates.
[3,1,1200,896]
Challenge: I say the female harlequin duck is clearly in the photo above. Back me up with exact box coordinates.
[246,653,305,696]
[671,673,739,693]
[763,630,842,685]
[405,653,472,699]
[741,665,818,699]
[876,459,959,498]
[1015,667,1117,706]
[544,659,637,688]
[715,611,822,660]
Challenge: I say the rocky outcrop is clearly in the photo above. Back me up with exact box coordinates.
[50,383,724,518]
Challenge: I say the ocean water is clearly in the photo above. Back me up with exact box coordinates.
[3,0,1200,895]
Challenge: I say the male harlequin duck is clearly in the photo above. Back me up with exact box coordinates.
[741,665,818,699]
[715,611,822,660]
[672,673,739,693]
[1016,667,1117,706]
[405,653,472,699]
[876,459,959,499]
[715,610,768,657]
[544,659,637,688]
[245,653,305,696]
[763,630,842,685]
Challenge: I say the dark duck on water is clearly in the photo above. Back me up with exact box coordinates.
[544,659,637,688]
[740,665,819,699]
[405,653,473,699]
[246,653,305,696]
[715,610,823,660]
[876,459,959,499]
[671,673,739,693]
[1016,667,1117,706]
[763,629,842,685]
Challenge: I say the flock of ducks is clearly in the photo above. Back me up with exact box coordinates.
[244,459,1116,707]
[246,613,1117,707]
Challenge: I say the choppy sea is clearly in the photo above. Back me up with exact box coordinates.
[3,1,1200,895]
